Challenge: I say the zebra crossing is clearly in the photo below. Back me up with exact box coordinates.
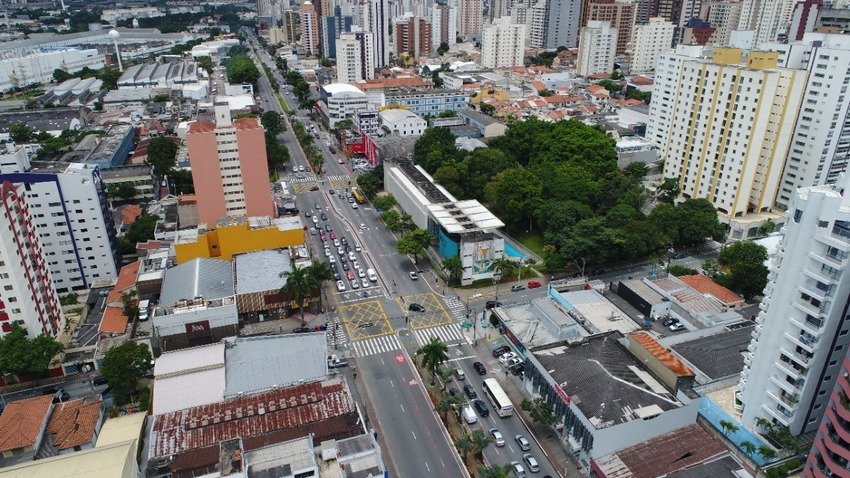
[444,297,468,321]
[352,334,402,358]
[414,323,465,347]
[326,175,350,182]
[326,316,348,348]
[289,174,351,184]
[290,175,318,183]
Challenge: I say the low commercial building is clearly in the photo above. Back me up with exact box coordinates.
[318,83,369,128]
[234,249,294,324]
[378,108,427,136]
[385,88,469,116]
[100,164,156,200]
[117,59,199,89]
[457,109,507,137]
[0,108,88,141]
[81,124,136,170]
[173,216,304,264]
[0,48,104,93]
[152,296,238,353]
[615,279,671,320]
[491,297,586,352]
[670,322,755,383]
[551,289,642,335]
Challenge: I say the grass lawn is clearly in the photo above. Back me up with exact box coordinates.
[515,230,545,257]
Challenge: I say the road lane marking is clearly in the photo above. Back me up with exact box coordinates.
[400,404,405,412]
[424,461,429,471]
[412,431,417,440]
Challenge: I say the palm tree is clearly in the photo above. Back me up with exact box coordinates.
[442,255,463,286]
[455,433,474,464]
[279,264,314,326]
[740,440,756,458]
[437,366,455,389]
[719,419,739,438]
[477,464,513,478]
[437,394,454,420]
[757,445,777,461]
[415,337,449,386]
[469,428,493,459]
[306,260,334,310]
[492,256,516,282]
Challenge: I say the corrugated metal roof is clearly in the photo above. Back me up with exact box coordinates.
[234,250,291,295]
[224,335,327,397]
[159,258,234,307]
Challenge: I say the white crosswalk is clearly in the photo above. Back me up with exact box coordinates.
[327,175,351,182]
[352,334,402,357]
[290,175,318,183]
[444,298,468,321]
[413,323,465,347]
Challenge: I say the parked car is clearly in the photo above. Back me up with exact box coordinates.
[360,278,369,288]
[527,280,542,288]
[473,362,486,375]
[669,322,686,332]
[662,317,679,327]
[510,363,525,376]
[672,252,687,259]
[310,185,319,191]
[327,355,349,368]
[511,285,525,292]
[498,352,518,365]
[336,280,346,291]
[448,388,460,397]
[293,327,311,333]
[492,345,511,358]
[92,376,108,386]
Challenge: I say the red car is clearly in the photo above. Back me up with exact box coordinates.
[329,232,337,240]
[319,233,327,242]
[527,280,542,288]
[346,270,356,281]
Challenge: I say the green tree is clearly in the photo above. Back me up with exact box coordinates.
[718,241,769,298]
[469,428,493,459]
[121,290,139,323]
[485,168,544,231]
[280,264,315,326]
[413,127,458,173]
[9,123,34,143]
[100,341,152,405]
[596,79,622,92]
[356,166,383,198]
[145,137,179,180]
[437,42,450,55]
[53,68,73,83]
[477,464,513,478]
[415,337,449,385]
[261,111,284,137]
[656,177,681,204]
[456,433,474,464]
[758,445,778,461]
[372,194,397,210]
[306,260,334,311]
[719,419,739,437]
[0,324,63,378]
[701,258,720,277]
[396,229,430,263]
[740,440,756,458]
[109,182,137,200]
[668,265,697,276]
[226,54,261,86]
[381,209,401,231]
[432,70,444,88]
[757,219,776,236]
[197,56,213,75]
[171,169,195,194]
[95,67,122,90]
[520,396,558,427]
[480,103,496,115]
[442,255,463,286]
[125,213,160,245]
[492,256,516,280]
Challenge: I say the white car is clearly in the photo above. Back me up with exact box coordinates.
[510,461,526,478]
[352,260,360,270]
[351,203,358,209]
[336,280,346,291]
[324,247,331,257]
[333,239,341,247]
[329,255,336,264]
[357,268,366,278]
[337,246,345,255]
[498,352,519,365]
[298,165,305,172]
[361,278,369,288]
[355,244,362,252]
[350,279,359,289]
[348,251,356,261]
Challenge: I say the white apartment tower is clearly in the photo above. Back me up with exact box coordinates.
[631,17,676,73]
[739,174,850,435]
[480,16,527,68]
[457,0,485,41]
[336,31,375,84]
[527,1,547,49]
[765,33,850,210]
[737,0,797,48]
[360,0,391,68]
[646,47,807,238]
[576,20,617,77]
[431,3,458,50]
[700,0,744,47]
[0,181,64,338]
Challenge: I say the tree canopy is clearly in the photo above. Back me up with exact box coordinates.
[100,341,152,405]
[0,324,63,378]
[226,54,260,87]
[145,137,179,179]
[718,241,769,299]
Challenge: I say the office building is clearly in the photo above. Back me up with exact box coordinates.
[384,89,469,115]
[378,109,427,136]
[766,33,850,210]
[186,104,274,225]
[700,0,744,47]
[321,7,355,58]
[582,0,638,55]
[544,0,583,48]
[631,17,676,72]
[0,163,120,294]
[336,32,375,84]
[489,0,509,22]
[432,3,458,50]
[0,181,64,338]
[480,16,527,68]
[458,0,485,41]
[647,47,806,238]
[577,21,618,77]
[258,0,273,17]
[318,83,370,127]
[739,174,850,436]
[361,0,391,68]
[394,15,433,57]
[803,343,850,477]
[737,0,797,48]
[301,0,321,55]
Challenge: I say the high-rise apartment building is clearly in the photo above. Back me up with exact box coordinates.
[258,0,274,18]
[431,3,458,49]
[360,0,391,68]
[0,163,120,294]
[489,0,510,22]
[394,15,433,57]
[322,6,355,57]
[0,181,64,338]
[186,104,274,225]
[544,0,583,47]
[301,1,321,54]
[647,47,807,236]
[336,31,375,83]
[764,33,850,210]
[576,20,618,76]
[737,0,797,48]
[457,0,485,41]
[700,0,743,47]
[631,17,675,72]
[581,0,638,55]
[787,0,822,42]
[739,174,850,435]
[803,342,850,477]
[480,16,527,68]
[527,1,548,48]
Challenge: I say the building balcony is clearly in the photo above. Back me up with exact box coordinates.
[832,391,850,424]
[785,331,817,352]
[782,347,812,366]
[776,360,806,381]
[799,280,834,301]
[771,376,800,395]
[791,314,824,336]
[794,300,825,321]
[821,431,850,470]
[824,419,850,453]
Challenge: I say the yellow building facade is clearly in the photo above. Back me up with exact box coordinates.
[175,216,305,264]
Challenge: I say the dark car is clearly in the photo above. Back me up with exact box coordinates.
[340,236,348,245]
[473,399,489,417]
[463,384,477,399]
[408,303,426,312]
[53,391,70,404]
[293,327,311,333]
[92,376,108,386]
[305,210,312,217]
[473,362,487,375]
[448,388,460,398]
[662,317,679,327]
[492,345,510,358]
[510,363,525,376]
[332,270,341,280]
[485,300,502,309]
[325,224,333,232]
[672,252,687,259]
[321,213,328,220]
[342,262,350,271]
[310,185,319,191]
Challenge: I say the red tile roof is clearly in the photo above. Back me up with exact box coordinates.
[356,77,429,89]
[99,306,129,335]
[44,398,102,450]
[0,395,53,452]
[678,275,744,306]
[120,205,143,227]
[630,333,695,377]
[531,81,546,91]
[587,84,607,93]
[589,72,612,80]
[151,380,354,458]
[114,261,140,293]
[630,75,654,86]
[136,240,163,250]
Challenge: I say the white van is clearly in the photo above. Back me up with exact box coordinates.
[462,405,478,424]
[367,269,378,282]
[138,299,150,321]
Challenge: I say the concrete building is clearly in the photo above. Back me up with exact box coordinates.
[0,181,63,338]
[526,1,549,48]
[764,33,850,210]
[318,83,370,128]
[321,7,355,58]
[378,108,427,136]
[0,48,104,93]
[384,88,469,116]
[577,21,618,77]
[737,0,797,48]
[647,47,807,238]
[355,106,381,135]
[116,59,199,89]
[361,0,391,68]
[787,0,822,43]
[394,15,433,58]
[100,164,156,200]
[480,16,527,68]
[301,0,321,55]
[700,0,744,47]
[631,17,676,72]
[457,0,485,41]
[431,3,458,50]
[173,216,304,264]
[739,173,850,435]
[544,0,584,48]
[458,109,508,137]
[0,163,120,293]
[582,0,638,55]
[336,32,375,84]
[186,104,274,225]
[803,344,850,478]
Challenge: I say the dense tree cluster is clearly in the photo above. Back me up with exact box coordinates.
[0,324,63,379]
[412,119,726,272]
[226,54,260,87]
[52,66,122,90]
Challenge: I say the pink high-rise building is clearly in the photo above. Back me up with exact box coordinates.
[804,344,850,478]
[186,104,274,225]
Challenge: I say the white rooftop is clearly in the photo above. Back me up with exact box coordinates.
[426,200,504,233]
[379,108,421,123]
[152,343,226,415]
[561,289,641,335]
[323,83,366,97]
[234,249,292,295]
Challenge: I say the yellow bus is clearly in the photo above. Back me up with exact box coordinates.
[352,188,366,204]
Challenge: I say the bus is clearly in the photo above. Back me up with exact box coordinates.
[482,378,514,417]
[352,187,366,204]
